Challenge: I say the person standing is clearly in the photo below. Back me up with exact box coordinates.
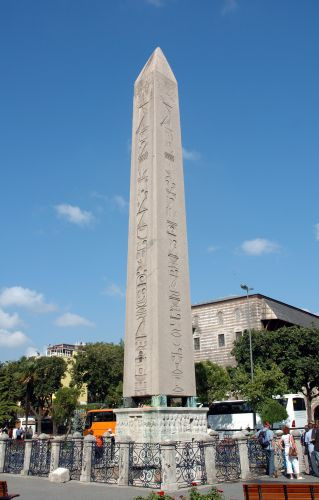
[256,421,275,477]
[281,426,303,479]
[305,422,319,477]
[301,425,310,474]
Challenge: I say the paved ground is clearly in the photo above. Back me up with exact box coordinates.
[2,473,319,500]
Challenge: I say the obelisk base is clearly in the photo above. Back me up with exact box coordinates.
[114,407,208,443]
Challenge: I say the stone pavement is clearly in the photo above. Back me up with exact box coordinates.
[2,473,319,500]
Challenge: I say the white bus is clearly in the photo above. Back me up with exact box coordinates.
[207,394,307,433]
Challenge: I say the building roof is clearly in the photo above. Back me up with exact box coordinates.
[192,293,319,321]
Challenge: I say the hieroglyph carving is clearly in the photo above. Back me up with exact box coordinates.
[134,77,153,395]
[160,77,183,394]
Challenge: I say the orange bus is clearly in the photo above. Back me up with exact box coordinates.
[83,409,116,437]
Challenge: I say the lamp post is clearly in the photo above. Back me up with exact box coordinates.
[240,284,254,382]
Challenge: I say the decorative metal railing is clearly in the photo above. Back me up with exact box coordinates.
[175,441,207,487]
[91,439,120,484]
[247,438,267,472]
[58,439,83,480]
[3,440,25,474]
[29,439,51,477]
[128,443,162,488]
[215,438,241,482]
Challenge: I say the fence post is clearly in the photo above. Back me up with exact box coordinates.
[117,437,131,486]
[160,440,178,491]
[202,435,217,484]
[21,439,33,476]
[80,434,95,482]
[235,434,251,480]
[72,433,84,476]
[49,437,62,473]
[0,434,9,472]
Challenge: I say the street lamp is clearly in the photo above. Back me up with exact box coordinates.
[240,284,254,382]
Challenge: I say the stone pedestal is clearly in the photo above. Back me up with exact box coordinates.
[114,407,208,443]
[21,439,33,476]
[160,441,178,491]
[0,434,9,472]
[80,435,95,483]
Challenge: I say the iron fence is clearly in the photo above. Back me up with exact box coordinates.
[58,439,83,480]
[247,438,267,473]
[175,441,207,488]
[3,440,25,474]
[128,443,161,488]
[91,439,120,484]
[29,439,51,477]
[215,438,241,482]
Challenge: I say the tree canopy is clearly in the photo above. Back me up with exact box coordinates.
[52,387,80,434]
[232,325,319,415]
[71,342,124,406]
[195,361,231,404]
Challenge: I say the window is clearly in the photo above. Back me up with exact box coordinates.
[293,398,306,411]
[235,331,242,341]
[217,311,224,325]
[218,334,225,347]
[193,337,200,351]
[234,308,241,321]
[87,411,115,425]
[208,401,253,415]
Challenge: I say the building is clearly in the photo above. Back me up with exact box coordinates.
[191,294,319,368]
[47,343,87,405]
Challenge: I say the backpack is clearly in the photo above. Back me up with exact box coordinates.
[258,430,270,449]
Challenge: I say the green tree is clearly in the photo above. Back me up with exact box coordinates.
[239,364,288,413]
[232,326,319,417]
[72,342,124,406]
[258,398,288,426]
[52,387,80,435]
[0,361,22,427]
[195,361,231,404]
[19,356,67,433]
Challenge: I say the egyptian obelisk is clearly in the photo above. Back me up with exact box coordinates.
[123,47,196,403]
[116,48,207,442]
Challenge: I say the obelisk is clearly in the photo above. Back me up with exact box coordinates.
[115,48,207,442]
[123,47,196,404]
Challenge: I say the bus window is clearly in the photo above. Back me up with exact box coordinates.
[90,411,115,423]
[209,401,253,415]
[293,398,306,411]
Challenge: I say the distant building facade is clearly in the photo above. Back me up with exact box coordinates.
[47,343,87,404]
[191,294,319,368]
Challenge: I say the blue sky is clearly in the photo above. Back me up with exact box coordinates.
[0,0,318,361]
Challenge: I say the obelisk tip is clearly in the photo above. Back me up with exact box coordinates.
[136,47,177,83]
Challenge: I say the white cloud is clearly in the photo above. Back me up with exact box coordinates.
[25,346,40,357]
[145,0,164,6]
[241,238,281,256]
[221,0,238,15]
[0,308,21,329]
[103,283,125,298]
[315,223,319,241]
[0,329,29,348]
[54,204,94,226]
[207,245,219,253]
[0,286,56,313]
[55,312,95,328]
[182,148,201,162]
[113,195,128,212]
